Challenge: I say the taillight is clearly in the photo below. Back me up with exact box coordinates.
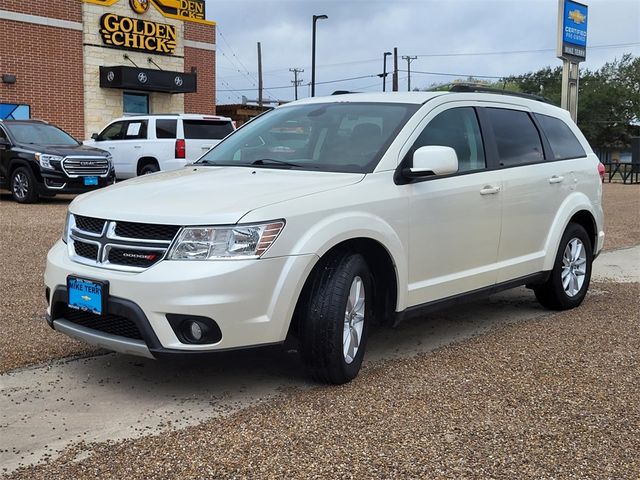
[597,162,605,182]
[175,139,185,159]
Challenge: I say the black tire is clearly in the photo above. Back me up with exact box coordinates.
[299,251,373,384]
[534,223,592,310]
[139,162,159,175]
[10,166,39,203]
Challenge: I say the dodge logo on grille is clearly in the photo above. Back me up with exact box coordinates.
[122,252,157,261]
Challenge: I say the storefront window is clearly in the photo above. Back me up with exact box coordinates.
[123,93,149,115]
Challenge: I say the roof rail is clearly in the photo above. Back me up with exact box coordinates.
[331,90,360,95]
[447,83,552,104]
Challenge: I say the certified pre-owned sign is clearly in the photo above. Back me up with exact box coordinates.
[100,13,177,54]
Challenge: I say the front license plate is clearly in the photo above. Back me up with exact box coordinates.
[84,176,98,186]
[67,277,107,315]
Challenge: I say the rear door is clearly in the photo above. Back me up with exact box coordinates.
[118,119,149,179]
[182,119,234,160]
[480,106,573,282]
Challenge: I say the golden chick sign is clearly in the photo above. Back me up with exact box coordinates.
[84,0,213,25]
[100,13,177,54]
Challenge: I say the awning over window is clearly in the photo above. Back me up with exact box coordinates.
[99,66,197,94]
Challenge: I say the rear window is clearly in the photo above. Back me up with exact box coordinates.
[183,120,234,140]
[485,108,544,167]
[535,113,586,160]
[156,119,177,139]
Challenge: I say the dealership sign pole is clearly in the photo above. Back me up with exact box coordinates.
[557,0,588,122]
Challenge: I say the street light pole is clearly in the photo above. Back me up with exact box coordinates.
[311,14,328,97]
[382,51,391,92]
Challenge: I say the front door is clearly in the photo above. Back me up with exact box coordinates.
[405,105,502,306]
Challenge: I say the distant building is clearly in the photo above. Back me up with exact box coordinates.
[0,0,216,139]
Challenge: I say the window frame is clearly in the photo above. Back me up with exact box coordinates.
[97,121,126,142]
[395,104,491,185]
[122,119,148,140]
[123,92,149,116]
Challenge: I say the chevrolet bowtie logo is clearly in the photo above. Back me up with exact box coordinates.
[568,9,586,24]
[81,295,92,302]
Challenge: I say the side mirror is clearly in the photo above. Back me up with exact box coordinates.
[0,138,10,150]
[91,133,99,140]
[404,146,458,178]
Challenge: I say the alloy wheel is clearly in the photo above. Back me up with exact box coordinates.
[561,238,587,297]
[343,276,365,364]
[12,172,29,200]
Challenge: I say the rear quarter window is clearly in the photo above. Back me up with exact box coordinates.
[183,120,234,140]
[535,113,586,160]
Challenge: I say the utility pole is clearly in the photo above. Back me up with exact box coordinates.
[257,42,263,107]
[402,55,417,91]
[392,47,398,92]
[289,68,304,100]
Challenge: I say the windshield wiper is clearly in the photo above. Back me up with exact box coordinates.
[251,158,301,168]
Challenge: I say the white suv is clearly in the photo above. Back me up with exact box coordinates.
[45,91,604,384]
[85,114,234,179]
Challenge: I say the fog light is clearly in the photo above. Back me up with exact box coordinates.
[189,321,203,341]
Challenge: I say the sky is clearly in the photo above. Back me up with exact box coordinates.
[205,0,640,104]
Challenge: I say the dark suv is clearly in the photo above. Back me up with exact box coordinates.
[0,120,114,203]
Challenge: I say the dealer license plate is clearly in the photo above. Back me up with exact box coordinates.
[67,277,107,315]
[84,176,98,186]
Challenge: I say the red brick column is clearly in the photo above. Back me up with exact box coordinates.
[184,22,216,115]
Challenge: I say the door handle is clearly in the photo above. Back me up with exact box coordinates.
[134,145,142,149]
[108,146,115,150]
[549,175,564,184]
[480,185,501,195]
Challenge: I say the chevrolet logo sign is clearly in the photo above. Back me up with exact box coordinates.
[568,9,586,24]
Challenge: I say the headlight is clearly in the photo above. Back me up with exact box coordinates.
[35,153,63,170]
[62,211,71,244]
[168,221,285,260]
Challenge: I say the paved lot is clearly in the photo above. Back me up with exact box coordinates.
[0,184,638,374]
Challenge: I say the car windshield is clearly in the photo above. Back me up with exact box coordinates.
[196,102,419,173]
[6,123,79,146]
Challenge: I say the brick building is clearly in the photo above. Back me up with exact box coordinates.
[0,0,216,140]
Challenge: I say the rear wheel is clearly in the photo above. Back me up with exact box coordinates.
[299,252,372,384]
[139,162,159,175]
[11,167,39,203]
[534,223,592,310]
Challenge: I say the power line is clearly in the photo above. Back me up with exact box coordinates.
[217,74,378,92]
[414,42,640,58]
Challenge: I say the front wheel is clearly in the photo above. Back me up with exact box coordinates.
[299,252,372,384]
[534,223,593,310]
[11,166,39,203]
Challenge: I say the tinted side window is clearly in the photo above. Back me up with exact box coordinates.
[486,108,544,166]
[412,107,486,172]
[156,119,177,139]
[0,127,8,142]
[124,120,147,140]
[97,121,125,141]
[183,120,234,140]
[535,113,586,160]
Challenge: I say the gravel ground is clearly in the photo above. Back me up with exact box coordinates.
[0,183,638,373]
[5,281,639,479]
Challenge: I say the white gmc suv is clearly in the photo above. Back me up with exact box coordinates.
[45,90,604,384]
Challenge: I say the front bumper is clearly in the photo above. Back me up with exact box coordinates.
[39,170,115,195]
[45,240,317,356]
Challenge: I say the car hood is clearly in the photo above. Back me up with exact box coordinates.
[71,166,365,225]
[15,143,109,158]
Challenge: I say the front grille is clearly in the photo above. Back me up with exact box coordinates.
[69,215,179,272]
[62,307,143,340]
[108,247,162,268]
[115,221,181,241]
[75,215,106,234]
[74,241,99,260]
[62,157,110,177]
